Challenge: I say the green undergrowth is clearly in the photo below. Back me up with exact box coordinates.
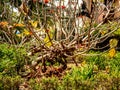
[28,52,120,90]
[0,44,28,75]
[0,44,120,90]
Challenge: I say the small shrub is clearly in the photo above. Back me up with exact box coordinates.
[0,44,27,76]
[0,75,23,90]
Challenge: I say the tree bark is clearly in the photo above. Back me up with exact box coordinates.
[114,0,120,18]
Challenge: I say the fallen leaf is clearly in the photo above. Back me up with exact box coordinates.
[108,48,116,58]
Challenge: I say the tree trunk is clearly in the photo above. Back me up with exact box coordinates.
[114,0,120,18]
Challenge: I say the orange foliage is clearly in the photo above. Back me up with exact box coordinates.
[0,21,8,28]
[13,23,25,28]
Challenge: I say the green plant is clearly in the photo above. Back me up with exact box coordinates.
[29,77,60,90]
[0,75,23,90]
[0,44,27,76]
